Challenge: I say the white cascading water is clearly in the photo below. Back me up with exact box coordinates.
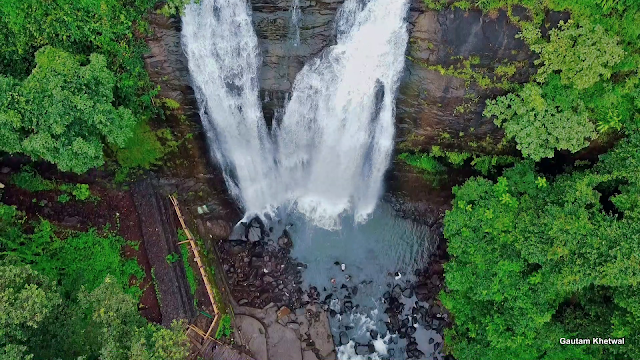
[182,0,409,229]
[290,0,301,46]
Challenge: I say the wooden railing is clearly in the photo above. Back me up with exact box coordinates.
[169,195,221,341]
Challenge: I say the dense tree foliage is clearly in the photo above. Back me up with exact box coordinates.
[0,0,156,111]
[420,1,640,359]
[475,0,640,159]
[484,81,596,160]
[0,47,136,173]
[0,204,189,359]
[0,265,61,349]
[0,0,175,174]
[521,20,625,90]
[442,133,640,359]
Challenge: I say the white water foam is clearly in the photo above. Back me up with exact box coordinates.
[182,0,410,229]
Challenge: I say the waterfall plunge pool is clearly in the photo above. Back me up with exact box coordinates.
[280,202,445,360]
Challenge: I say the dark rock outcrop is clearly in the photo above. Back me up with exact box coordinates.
[144,12,199,120]
[398,4,534,151]
[250,0,344,126]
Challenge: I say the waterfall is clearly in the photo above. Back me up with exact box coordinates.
[182,0,409,229]
[290,0,301,46]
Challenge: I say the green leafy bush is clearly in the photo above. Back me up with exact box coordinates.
[484,82,596,160]
[445,151,471,167]
[12,168,95,201]
[115,121,165,171]
[398,152,445,174]
[165,252,180,264]
[470,155,518,175]
[423,0,448,10]
[58,183,93,201]
[158,0,198,17]
[10,169,55,192]
[57,194,70,203]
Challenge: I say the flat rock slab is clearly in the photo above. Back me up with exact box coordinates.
[236,315,268,360]
[302,350,319,360]
[305,305,337,360]
[237,305,336,360]
[267,322,303,360]
[204,343,256,360]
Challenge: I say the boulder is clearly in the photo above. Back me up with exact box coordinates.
[308,309,335,358]
[236,315,268,360]
[339,331,349,346]
[267,322,303,360]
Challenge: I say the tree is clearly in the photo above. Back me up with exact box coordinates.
[0,344,33,360]
[0,47,136,173]
[75,277,189,360]
[441,133,640,360]
[0,207,189,360]
[0,0,157,110]
[519,20,625,90]
[484,82,596,160]
[0,264,61,358]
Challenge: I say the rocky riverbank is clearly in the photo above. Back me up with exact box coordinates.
[217,220,307,309]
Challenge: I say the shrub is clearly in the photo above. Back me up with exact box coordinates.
[398,152,445,174]
[484,82,596,160]
[165,252,180,264]
[215,314,233,339]
[10,168,55,192]
[115,122,165,170]
[71,184,91,201]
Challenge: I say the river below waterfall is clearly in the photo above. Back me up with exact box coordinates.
[269,203,445,360]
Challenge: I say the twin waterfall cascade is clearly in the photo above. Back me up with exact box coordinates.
[182,0,410,229]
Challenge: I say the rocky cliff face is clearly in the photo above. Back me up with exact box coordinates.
[251,0,534,151]
[144,1,534,154]
[142,1,537,222]
[399,5,535,151]
[250,0,344,126]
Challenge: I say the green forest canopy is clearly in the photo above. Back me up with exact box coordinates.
[0,0,164,174]
[0,204,190,359]
[433,1,640,360]
[0,0,192,358]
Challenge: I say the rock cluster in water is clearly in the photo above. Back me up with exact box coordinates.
[221,215,452,360]
[314,240,452,360]
[218,217,305,309]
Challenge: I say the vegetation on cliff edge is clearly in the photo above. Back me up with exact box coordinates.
[411,1,640,359]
